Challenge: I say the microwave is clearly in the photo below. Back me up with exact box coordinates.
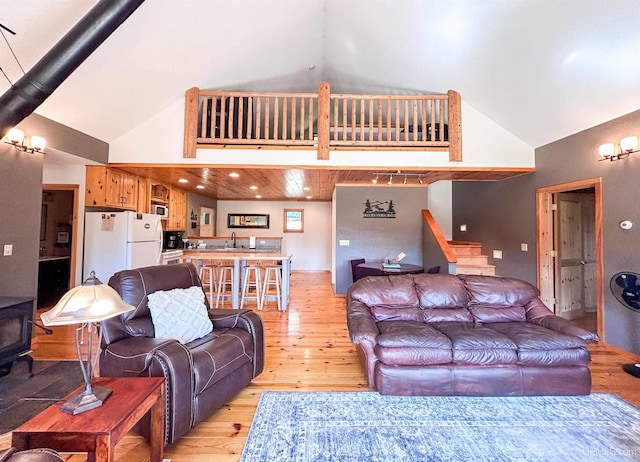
[151,204,169,218]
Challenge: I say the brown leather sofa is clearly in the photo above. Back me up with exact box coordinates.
[99,263,264,446]
[347,273,599,396]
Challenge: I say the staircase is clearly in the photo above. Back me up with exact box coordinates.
[448,241,496,276]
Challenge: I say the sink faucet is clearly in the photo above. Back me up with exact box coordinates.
[231,232,237,248]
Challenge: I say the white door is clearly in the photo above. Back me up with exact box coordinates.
[200,206,215,236]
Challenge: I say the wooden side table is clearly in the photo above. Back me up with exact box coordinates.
[12,377,165,462]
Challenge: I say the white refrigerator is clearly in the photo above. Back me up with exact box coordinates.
[83,211,163,283]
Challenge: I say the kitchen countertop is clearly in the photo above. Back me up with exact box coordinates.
[181,250,291,260]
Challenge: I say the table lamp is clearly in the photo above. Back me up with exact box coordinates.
[40,271,134,415]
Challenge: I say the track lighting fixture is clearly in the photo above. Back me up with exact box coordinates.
[370,170,426,185]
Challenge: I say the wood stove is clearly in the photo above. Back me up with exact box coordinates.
[0,297,35,377]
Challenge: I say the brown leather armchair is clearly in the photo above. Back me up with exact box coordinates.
[99,264,264,446]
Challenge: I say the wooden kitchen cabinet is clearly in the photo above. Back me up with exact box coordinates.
[86,166,139,210]
[166,187,187,230]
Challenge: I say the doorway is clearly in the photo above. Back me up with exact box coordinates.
[536,178,603,339]
[41,184,79,293]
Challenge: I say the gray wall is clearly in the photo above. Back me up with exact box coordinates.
[335,185,429,294]
[0,143,44,297]
[1,114,108,300]
[452,108,640,354]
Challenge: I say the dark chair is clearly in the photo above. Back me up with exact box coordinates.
[350,259,365,283]
[426,265,441,274]
[99,263,264,446]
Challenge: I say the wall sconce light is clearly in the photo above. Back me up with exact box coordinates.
[599,135,638,161]
[3,128,46,153]
[371,170,427,185]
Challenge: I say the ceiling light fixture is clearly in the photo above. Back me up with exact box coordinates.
[599,135,639,161]
[3,128,46,153]
[178,178,188,183]
[255,194,262,199]
[372,170,426,185]
[306,195,312,199]
[196,185,205,189]
[229,172,240,178]
[250,185,258,190]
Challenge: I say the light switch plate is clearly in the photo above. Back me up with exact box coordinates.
[521,243,528,251]
[339,240,350,246]
[460,224,467,232]
[3,244,13,256]
[492,250,503,259]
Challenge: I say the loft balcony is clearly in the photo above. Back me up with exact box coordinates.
[183,82,461,161]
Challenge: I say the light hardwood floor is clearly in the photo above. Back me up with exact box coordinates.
[2,271,640,461]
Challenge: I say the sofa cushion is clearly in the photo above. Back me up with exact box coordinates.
[431,322,518,365]
[468,304,526,323]
[349,274,419,307]
[370,306,423,322]
[147,286,213,344]
[375,321,452,366]
[422,308,473,323]
[377,321,452,348]
[459,275,540,307]
[190,327,254,394]
[413,274,469,309]
[486,322,590,366]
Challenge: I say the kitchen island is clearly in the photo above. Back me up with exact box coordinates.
[180,250,292,311]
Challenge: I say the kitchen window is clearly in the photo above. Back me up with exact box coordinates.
[283,209,304,233]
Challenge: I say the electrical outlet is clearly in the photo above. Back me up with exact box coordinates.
[460,224,467,232]
[493,250,503,259]
[521,243,528,251]
[339,240,350,246]
[3,244,13,256]
[260,240,266,245]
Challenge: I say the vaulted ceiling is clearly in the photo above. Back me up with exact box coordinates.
[2,0,640,199]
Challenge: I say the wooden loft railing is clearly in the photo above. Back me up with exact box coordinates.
[183,82,461,161]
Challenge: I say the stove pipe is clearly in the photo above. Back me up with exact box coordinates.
[0,0,145,138]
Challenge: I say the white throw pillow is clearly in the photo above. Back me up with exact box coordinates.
[147,286,213,344]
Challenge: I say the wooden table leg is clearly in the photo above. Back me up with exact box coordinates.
[149,386,165,462]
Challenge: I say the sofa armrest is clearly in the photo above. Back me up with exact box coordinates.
[525,298,599,343]
[346,299,380,344]
[209,309,265,378]
[99,336,194,445]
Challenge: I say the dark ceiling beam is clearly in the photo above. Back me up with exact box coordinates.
[0,0,145,138]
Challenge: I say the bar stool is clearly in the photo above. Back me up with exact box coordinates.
[215,264,235,308]
[198,261,217,304]
[240,263,263,310]
[261,265,282,311]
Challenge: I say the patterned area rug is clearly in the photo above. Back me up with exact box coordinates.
[241,392,640,461]
[0,360,84,434]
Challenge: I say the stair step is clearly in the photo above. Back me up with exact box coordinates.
[448,241,483,256]
[455,264,496,276]
[455,255,489,266]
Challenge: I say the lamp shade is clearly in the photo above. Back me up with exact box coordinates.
[598,143,615,158]
[7,128,24,144]
[30,135,46,151]
[620,136,638,153]
[41,272,134,326]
